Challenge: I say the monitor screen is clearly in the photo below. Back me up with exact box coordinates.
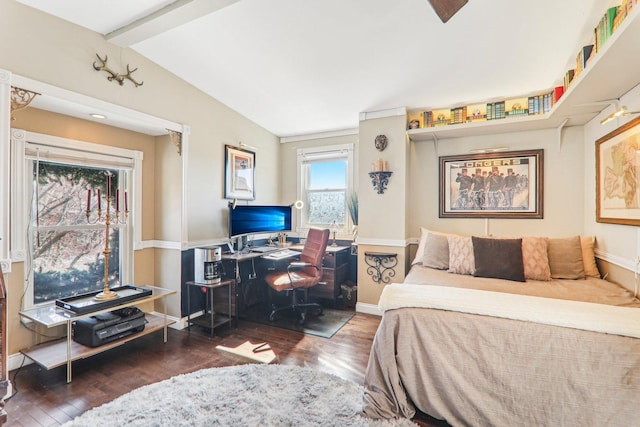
[228,205,292,238]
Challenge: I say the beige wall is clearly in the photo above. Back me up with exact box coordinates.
[407,126,585,239]
[0,0,280,246]
[8,108,159,354]
[0,1,280,356]
[279,133,359,236]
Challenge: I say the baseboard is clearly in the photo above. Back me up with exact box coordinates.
[8,352,32,372]
[355,302,382,316]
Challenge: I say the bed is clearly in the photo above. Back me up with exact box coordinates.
[363,231,640,426]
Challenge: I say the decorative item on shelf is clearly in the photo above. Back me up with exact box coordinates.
[374,134,388,151]
[92,53,144,87]
[364,251,397,284]
[85,172,128,301]
[370,158,391,193]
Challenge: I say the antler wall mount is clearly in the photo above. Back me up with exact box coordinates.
[92,54,144,87]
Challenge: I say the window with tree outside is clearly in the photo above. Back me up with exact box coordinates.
[12,130,139,309]
[297,144,354,232]
[31,162,123,304]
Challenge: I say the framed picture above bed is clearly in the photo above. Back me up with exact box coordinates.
[596,115,640,226]
[439,149,543,219]
[224,144,256,200]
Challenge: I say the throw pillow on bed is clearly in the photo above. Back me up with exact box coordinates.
[548,236,585,279]
[472,236,526,282]
[422,232,449,269]
[447,235,475,275]
[522,236,552,281]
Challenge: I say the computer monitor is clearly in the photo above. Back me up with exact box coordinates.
[228,205,292,250]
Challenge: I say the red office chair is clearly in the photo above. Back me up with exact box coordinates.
[264,228,330,324]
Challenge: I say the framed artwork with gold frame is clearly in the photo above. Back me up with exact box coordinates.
[596,116,640,225]
[224,145,255,200]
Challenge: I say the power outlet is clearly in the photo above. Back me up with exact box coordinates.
[248,273,257,280]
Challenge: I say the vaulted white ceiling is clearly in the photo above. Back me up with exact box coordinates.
[16,0,608,137]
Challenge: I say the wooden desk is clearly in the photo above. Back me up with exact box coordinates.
[290,244,350,303]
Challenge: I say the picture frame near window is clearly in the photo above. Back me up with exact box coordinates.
[224,145,255,200]
[596,116,640,226]
[439,149,543,219]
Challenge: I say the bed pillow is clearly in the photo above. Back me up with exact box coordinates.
[412,227,451,265]
[522,236,551,281]
[422,232,449,270]
[447,235,475,275]
[581,236,600,278]
[548,236,585,279]
[472,237,525,282]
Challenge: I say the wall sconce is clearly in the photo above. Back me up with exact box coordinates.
[600,106,640,125]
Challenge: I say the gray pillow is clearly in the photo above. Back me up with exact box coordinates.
[548,236,585,279]
[422,232,449,270]
[472,236,525,282]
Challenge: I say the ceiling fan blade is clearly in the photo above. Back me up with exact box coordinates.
[428,0,468,23]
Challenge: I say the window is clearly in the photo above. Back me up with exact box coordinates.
[31,162,124,304]
[297,144,354,232]
[11,130,141,309]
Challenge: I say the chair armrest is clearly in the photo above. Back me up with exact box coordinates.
[287,262,318,272]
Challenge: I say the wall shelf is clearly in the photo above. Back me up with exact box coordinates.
[407,6,640,142]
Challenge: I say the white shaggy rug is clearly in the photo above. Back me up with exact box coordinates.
[63,364,415,426]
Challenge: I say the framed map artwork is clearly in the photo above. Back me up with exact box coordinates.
[596,116,640,225]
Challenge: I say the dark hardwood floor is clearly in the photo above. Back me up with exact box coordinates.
[4,312,447,427]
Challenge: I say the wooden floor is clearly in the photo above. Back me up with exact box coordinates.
[3,312,448,427]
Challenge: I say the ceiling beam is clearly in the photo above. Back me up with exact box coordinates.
[105,0,240,47]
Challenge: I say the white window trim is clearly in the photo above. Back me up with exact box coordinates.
[11,129,142,309]
[296,143,354,234]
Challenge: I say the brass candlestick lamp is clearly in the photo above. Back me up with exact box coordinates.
[86,172,128,301]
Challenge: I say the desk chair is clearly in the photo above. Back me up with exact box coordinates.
[264,228,330,324]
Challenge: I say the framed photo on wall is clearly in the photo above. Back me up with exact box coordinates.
[439,149,544,218]
[224,145,255,200]
[596,116,640,226]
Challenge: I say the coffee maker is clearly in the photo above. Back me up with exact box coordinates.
[194,246,223,284]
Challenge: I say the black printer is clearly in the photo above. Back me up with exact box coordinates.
[72,306,147,347]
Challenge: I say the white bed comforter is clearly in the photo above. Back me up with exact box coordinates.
[379,283,640,338]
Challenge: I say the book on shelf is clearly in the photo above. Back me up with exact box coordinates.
[423,110,433,128]
[467,103,487,122]
[575,44,594,77]
[563,69,576,91]
[505,97,529,118]
[552,86,564,105]
[486,101,505,120]
[450,106,467,125]
[432,108,451,126]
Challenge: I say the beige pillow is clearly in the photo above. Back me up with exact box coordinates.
[447,235,475,275]
[548,236,585,279]
[422,232,449,270]
[580,236,600,278]
[412,227,451,265]
[521,236,551,281]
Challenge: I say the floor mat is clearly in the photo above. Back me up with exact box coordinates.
[243,304,355,338]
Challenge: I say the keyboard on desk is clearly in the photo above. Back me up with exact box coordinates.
[263,249,300,259]
[250,246,279,253]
